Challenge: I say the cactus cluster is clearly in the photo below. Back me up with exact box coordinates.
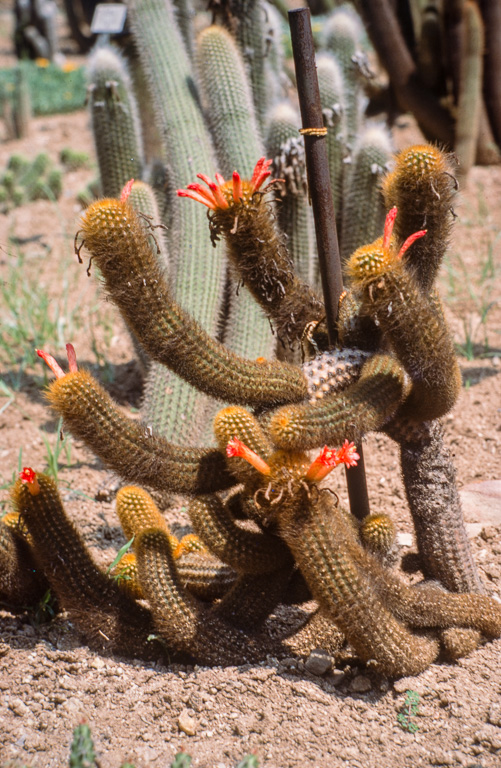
[0,151,62,211]
[2,142,500,678]
[84,0,392,441]
[355,0,501,176]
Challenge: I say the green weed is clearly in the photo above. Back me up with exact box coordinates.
[40,417,72,483]
[397,689,420,733]
[442,237,499,361]
[0,241,81,389]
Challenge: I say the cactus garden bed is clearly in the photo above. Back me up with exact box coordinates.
[0,20,501,768]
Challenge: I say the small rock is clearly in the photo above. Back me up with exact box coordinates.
[349,675,372,693]
[178,709,197,736]
[488,704,501,727]
[9,698,30,717]
[397,532,413,547]
[465,523,484,539]
[393,677,425,695]
[429,749,455,765]
[305,649,332,676]
[328,669,346,687]
[475,724,501,751]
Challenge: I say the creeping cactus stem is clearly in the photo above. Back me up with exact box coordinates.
[177,157,276,210]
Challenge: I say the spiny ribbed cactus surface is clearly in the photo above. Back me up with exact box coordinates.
[195,24,275,371]
[86,46,144,198]
[266,101,316,289]
[340,124,392,264]
[322,6,366,147]
[316,52,346,233]
[128,0,227,445]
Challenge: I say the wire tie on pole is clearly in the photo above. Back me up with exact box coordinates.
[299,126,328,136]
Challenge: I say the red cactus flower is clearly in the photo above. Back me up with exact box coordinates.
[335,439,360,468]
[19,467,40,495]
[177,157,276,210]
[226,437,271,476]
[37,343,78,379]
[305,441,360,482]
[120,178,134,203]
[383,206,427,259]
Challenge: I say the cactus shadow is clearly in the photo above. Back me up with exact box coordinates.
[460,364,499,387]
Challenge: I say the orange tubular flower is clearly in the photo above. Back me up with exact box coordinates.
[19,467,41,496]
[226,437,271,476]
[384,206,427,260]
[305,441,360,483]
[120,178,135,203]
[177,157,275,210]
[37,343,78,379]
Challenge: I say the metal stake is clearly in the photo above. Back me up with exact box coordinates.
[289,7,371,520]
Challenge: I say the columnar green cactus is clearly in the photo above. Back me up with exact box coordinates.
[86,46,144,198]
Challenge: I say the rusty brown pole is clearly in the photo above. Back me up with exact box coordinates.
[289,7,371,521]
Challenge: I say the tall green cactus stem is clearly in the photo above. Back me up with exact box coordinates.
[455,1,484,178]
[194,164,324,345]
[197,26,261,179]
[316,52,346,236]
[86,46,144,198]
[135,527,280,664]
[268,353,406,450]
[46,369,234,495]
[262,1,287,106]
[172,0,195,58]
[129,0,227,444]
[227,0,269,131]
[188,495,291,574]
[277,492,440,677]
[195,24,275,364]
[346,226,461,423]
[12,472,158,658]
[0,518,47,605]
[399,420,485,594]
[340,124,392,264]
[322,6,365,147]
[266,102,315,287]
[79,197,308,406]
[381,144,457,291]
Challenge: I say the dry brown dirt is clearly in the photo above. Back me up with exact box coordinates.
[0,10,501,768]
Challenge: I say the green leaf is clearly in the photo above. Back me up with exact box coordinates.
[106,536,135,575]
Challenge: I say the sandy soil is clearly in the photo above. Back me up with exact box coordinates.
[0,8,500,768]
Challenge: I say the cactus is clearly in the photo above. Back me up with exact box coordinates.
[86,46,144,199]
[0,151,63,211]
[4,141,494,676]
[1,0,495,675]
